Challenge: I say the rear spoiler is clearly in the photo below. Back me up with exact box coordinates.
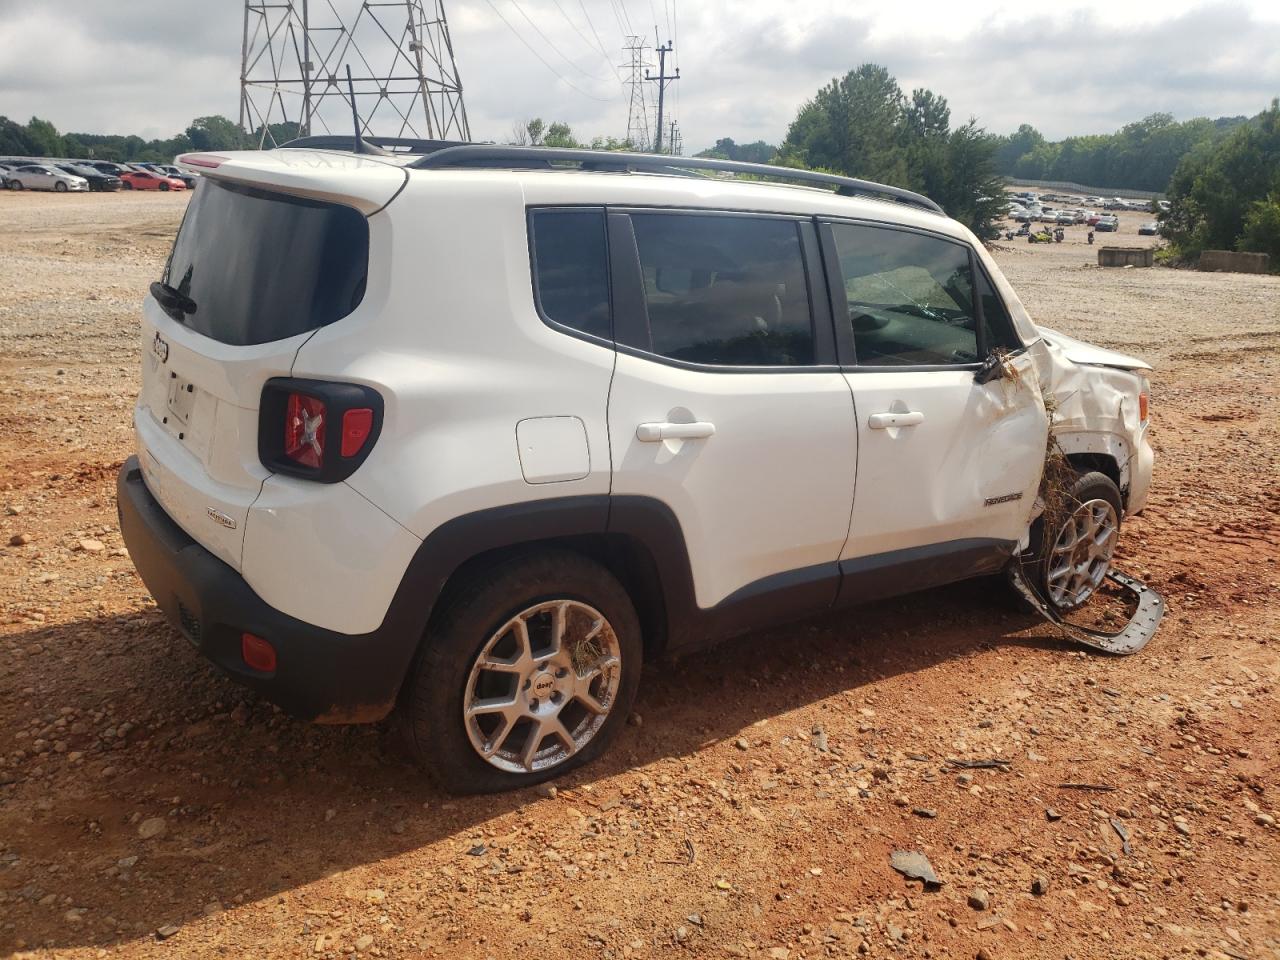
[175,150,408,216]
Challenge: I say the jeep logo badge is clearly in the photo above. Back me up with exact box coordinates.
[152,331,169,363]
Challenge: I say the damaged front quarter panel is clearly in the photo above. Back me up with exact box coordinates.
[1001,327,1163,654]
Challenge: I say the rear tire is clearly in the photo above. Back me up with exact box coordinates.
[8,179,21,191]
[399,549,643,794]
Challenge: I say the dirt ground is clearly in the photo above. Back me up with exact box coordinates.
[1,190,1277,960]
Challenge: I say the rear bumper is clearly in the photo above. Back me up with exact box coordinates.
[117,456,421,722]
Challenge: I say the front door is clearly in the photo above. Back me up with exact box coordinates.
[820,219,1047,591]
[606,209,857,612]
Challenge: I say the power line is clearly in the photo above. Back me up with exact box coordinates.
[481,0,614,101]
[506,0,611,82]
[612,0,634,36]
[550,0,622,80]
[576,0,618,71]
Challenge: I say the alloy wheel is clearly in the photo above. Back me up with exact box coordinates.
[1046,498,1119,608]
[463,599,621,774]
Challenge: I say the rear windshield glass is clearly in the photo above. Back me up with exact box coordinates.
[162,180,368,346]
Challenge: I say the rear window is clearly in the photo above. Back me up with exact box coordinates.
[162,180,369,346]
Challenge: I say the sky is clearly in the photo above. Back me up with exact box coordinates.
[0,0,1277,154]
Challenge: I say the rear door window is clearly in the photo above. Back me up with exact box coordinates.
[162,179,369,346]
[629,213,814,366]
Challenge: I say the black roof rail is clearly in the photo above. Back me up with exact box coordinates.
[277,135,472,156]
[409,145,944,215]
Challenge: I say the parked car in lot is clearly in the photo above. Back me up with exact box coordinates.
[82,161,132,177]
[1095,216,1120,232]
[118,144,1155,792]
[1138,221,1160,236]
[56,163,123,192]
[156,164,198,189]
[119,169,186,191]
[1055,211,1076,225]
[5,163,89,192]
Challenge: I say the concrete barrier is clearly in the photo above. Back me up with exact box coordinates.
[1098,247,1154,268]
[1198,250,1271,274]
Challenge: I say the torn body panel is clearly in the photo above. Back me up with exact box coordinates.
[1024,334,1153,516]
[1008,564,1164,655]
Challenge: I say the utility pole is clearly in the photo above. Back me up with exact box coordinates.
[644,40,679,154]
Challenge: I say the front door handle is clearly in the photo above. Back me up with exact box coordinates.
[867,411,925,430]
[636,421,716,442]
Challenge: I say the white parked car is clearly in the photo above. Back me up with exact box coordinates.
[117,144,1155,792]
[4,163,89,192]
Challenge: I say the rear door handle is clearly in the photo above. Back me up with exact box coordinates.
[867,411,924,429]
[636,421,716,442]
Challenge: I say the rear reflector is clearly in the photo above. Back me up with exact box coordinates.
[1139,392,1149,422]
[341,408,375,457]
[241,633,277,673]
[284,393,326,469]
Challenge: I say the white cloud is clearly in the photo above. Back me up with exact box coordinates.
[0,0,1276,151]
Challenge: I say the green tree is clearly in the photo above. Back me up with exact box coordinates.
[542,122,579,148]
[0,115,41,155]
[779,64,1003,236]
[1240,194,1280,260]
[24,117,64,156]
[185,115,248,152]
[1162,99,1280,263]
[697,138,778,164]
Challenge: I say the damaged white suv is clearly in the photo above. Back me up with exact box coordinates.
[118,142,1153,792]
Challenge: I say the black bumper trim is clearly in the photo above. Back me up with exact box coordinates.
[116,457,423,722]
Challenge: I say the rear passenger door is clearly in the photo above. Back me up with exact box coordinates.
[605,209,857,613]
[820,219,1047,594]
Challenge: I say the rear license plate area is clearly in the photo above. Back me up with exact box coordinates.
[167,374,197,425]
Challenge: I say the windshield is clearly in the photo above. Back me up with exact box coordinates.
[162,179,369,346]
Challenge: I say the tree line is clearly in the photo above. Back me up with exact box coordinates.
[0,114,288,163]
[6,78,1274,265]
[990,113,1249,193]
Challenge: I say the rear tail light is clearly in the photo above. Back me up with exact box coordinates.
[285,393,326,468]
[1139,392,1149,422]
[259,379,383,482]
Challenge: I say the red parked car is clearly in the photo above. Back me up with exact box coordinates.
[119,170,186,192]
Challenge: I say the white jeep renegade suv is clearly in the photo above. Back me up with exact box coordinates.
[118,143,1153,792]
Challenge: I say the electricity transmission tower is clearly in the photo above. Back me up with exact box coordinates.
[240,0,470,148]
[622,36,651,152]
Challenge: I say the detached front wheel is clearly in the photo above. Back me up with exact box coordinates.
[400,550,642,793]
[1026,471,1123,613]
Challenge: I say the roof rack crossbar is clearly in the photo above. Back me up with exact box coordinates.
[409,146,944,215]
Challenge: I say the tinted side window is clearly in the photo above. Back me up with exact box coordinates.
[529,209,611,340]
[631,213,814,366]
[829,223,978,366]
